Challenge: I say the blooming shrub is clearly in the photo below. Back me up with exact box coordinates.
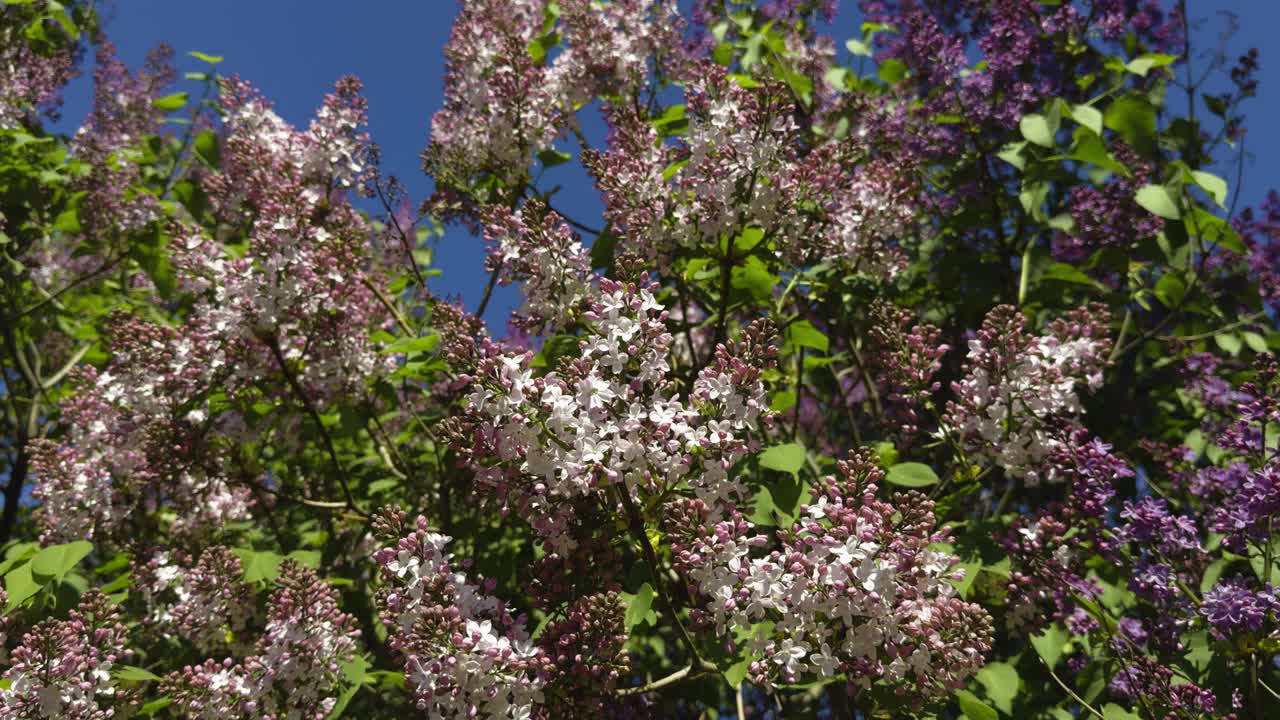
[0,0,1278,717]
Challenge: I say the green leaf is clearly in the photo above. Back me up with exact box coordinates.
[1019,113,1057,148]
[1215,333,1243,357]
[624,583,655,630]
[31,540,93,581]
[885,462,939,488]
[1249,536,1280,585]
[878,58,908,85]
[188,51,223,64]
[759,443,806,475]
[4,563,45,610]
[53,206,80,233]
[383,334,441,355]
[194,129,219,167]
[1154,273,1187,309]
[233,549,283,583]
[114,665,162,682]
[1124,53,1177,76]
[1070,104,1104,135]
[1031,624,1067,669]
[786,320,829,353]
[1190,170,1228,207]
[845,38,872,57]
[1244,331,1270,354]
[955,689,999,720]
[590,228,618,270]
[723,658,751,688]
[1105,95,1156,155]
[287,550,322,569]
[730,256,778,301]
[152,92,188,112]
[1102,704,1141,720]
[139,698,173,716]
[1135,185,1181,220]
[976,661,1019,715]
[536,148,571,167]
[328,657,370,719]
[1042,263,1101,289]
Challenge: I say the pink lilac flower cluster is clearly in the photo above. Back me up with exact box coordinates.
[667,451,992,698]
[0,592,131,719]
[133,546,254,651]
[30,76,396,540]
[1002,432,1130,631]
[586,68,915,273]
[372,514,546,719]
[481,201,594,334]
[425,0,681,199]
[455,272,775,551]
[0,2,77,129]
[944,304,1112,484]
[165,562,360,720]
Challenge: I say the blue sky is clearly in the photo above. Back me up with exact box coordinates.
[55,0,1280,326]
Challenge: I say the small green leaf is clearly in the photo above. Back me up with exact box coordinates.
[1243,331,1269,354]
[955,689,999,720]
[885,462,939,488]
[1070,104,1103,135]
[877,59,908,85]
[624,583,655,630]
[759,443,806,475]
[233,549,283,583]
[1124,53,1177,77]
[1019,113,1057,148]
[31,540,93,581]
[1031,624,1068,669]
[1135,185,1181,220]
[114,665,162,682]
[976,661,1019,715]
[1102,704,1141,720]
[194,129,219,167]
[287,550,322,569]
[152,92,189,112]
[139,698,173,716]
[786,321,829,353]
[1190,170,1228,207]
[4,563,45,610]
[536,148,571,167]
[1215,333,1243,357]
[188,51,223,64]
[723,658,751,688]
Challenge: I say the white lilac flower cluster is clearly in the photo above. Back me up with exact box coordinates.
[667,452,992,698]
[373,515,546,720]
[456,273,775,553]
[944,305,1112,484]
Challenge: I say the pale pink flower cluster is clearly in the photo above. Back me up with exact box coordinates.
[166,562,360,720]
[374,516,546,719]
[668,453,992,697]
[587,68,916,272]
[0,593,129,719]
[427,0,681,194]
[944,305,1112,484]
[135,547,254,652]
[482,202,594,334]
[456,275,774,552]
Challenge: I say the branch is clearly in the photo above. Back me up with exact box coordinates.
[264,336,368,519]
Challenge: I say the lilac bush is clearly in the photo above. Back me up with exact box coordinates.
[1,0,1278,717]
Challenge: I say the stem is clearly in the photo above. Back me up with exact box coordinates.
[475,268,500,319]
[615,663,712,696]
[265,337,367,519]
[614,484,710,671]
